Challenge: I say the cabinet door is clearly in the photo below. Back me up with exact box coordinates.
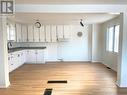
[57,25,64,39]
[51,25,57,42]
[21,25,28,42]
[22,50,26,63]
[63,25,71,39]
[45,25,51,42]
[8,53,17,72]
[8,54,13,72]
[11,52,19,71]
[36,50,45,63]
[19,50,26,65]
[28,25,34,42]
[33,26,40,42]
[17,51,23,67]
[26,50,36,63]
[16,23,22,42]
[40,25,45,42]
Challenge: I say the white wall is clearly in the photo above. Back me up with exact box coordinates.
[101,16,121,71]
[57,25,92,61]
[92,24,103,62]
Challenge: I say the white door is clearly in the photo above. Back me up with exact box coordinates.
[28,25,34,42]
[57,25,64,39]
[21,25,28,42]
[51,25,57,42]
[26,50,36,63]
[33,26,40,42]
[45,25,51,42]
[16,23,22,42]
[40,25,45,42]
[36,50,45,63]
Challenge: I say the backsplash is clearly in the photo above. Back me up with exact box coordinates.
[9,42,21,48]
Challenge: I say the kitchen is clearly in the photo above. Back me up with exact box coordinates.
[7,13,118,73]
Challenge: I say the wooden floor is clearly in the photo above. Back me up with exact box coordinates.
[0,62,127,95]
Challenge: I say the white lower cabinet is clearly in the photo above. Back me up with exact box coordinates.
[26,49,45,64]
[8,49,45,72]
[8,51,25,72]
[26,50,36,63]
[36,50,45,63]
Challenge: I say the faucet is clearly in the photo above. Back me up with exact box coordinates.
[7,42,12,50]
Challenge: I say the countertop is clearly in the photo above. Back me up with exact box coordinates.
[8,47,46,53]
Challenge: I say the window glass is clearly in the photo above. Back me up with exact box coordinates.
[108,27,114,52]
[9,24,16,41]
[114,25,120,52]
[106,25,120,53]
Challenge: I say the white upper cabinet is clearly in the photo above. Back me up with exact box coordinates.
[40,25,45,42]
[33,26,40,42]
[45,25,51,42]
[51,25,57,42]
[15,23,22,42]
[28,25,34,42]
[14,23,72,43]
[63,25,71,39]
[57,25,64,39]
[21,25,28,42]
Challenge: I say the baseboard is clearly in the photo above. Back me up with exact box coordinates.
[117,84,127,93]
[0,81,10,88]
[101,62,117,72]
[45,61,92,63]
[91,61,103,64]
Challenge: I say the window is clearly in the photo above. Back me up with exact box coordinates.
[107,27,114,52]
[7,23,16,41]
[114,25,120,52]
[9,24,16,41]
[107,25,120,53]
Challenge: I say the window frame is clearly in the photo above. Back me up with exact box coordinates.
[106,25,120,53]
[7,23,16,41]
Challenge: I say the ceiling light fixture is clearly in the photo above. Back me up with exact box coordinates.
[35,19,41,28]
[80,19,84,27]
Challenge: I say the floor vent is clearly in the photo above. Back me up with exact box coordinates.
[43,88,52,95]
[47,80,67,83]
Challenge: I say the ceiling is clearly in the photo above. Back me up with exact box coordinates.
[15,0,127,4]
[13,13,119,24]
